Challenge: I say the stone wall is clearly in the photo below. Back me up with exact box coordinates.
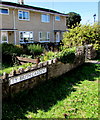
[1,49,85,99]
[85,45,97,60]
[1,44,97,99]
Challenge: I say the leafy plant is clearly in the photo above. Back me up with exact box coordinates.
[1,43,24,56]
[0,63,32,75]
[40,51,57,62]
[58,50,75,63]
[62,23,100,50]
[0,43,24,66]
[27,44,44,57]
[57,47,76,64]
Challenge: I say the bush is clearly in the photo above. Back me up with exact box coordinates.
[1,43,24,56]
[40,51,57,62]
[57,48,76,64]
[27,44,44,57]
[1,43,24,66]
[40,48,76,63]
[62,23,100,50]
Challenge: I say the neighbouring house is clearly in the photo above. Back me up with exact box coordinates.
[0,0,68,45]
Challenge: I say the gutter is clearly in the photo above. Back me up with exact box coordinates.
[0,4,68,17]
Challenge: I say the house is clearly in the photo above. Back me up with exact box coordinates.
[0,0,67,45]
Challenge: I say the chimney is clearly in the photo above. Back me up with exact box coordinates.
[18,0,24,5]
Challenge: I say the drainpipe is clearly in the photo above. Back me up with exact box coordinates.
[13,9,17,45]
[52,15,55,43]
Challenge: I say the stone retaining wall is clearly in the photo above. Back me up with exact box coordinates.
[1,45,96,99]
[2,54,85,99]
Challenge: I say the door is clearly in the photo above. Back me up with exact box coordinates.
[56,32,60,42]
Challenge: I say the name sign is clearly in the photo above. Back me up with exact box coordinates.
[9,67,47,85]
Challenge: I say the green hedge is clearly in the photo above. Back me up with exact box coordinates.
[1,43,24,66]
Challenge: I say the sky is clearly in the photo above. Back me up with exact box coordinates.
[2,0,99,24]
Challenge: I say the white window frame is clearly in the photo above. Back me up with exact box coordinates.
[18,10,30,21]
[56,32,60,42]
[55,16,60,21]
[19,31,34,43]
[41,14,50,23]
[0,8,9,15]
[39,32,50,42]
[1,31,8,43]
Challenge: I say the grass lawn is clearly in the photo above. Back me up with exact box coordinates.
[2,63,99,119]
[0,63,33,75]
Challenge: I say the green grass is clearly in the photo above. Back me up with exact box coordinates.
[0,63,33,75]
[2,63,99,119]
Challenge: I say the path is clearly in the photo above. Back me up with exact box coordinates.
[85,60,100,64]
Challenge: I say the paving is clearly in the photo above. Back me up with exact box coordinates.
[85,60,100,64]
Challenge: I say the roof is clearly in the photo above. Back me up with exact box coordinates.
[0,28,17,31]
[0,1,67,16]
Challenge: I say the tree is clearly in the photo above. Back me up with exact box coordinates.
[62,23,100,50]
[66,12,81,28]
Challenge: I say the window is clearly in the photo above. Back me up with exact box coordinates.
[1,32,8,43]
[56,32,60,42]
[18,11,29,20]
[39,32,50,42]
[55,16,60,21]
[19,31,33,43]
[0,8,9,15]
[41,14,50,23]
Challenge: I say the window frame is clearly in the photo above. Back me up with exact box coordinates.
[0,8,9,15]
[18,10,30,21]
[55,16,60,21]
[41,14,50,23]
[1,31,8,43]
[19,31,34,43]
[39,32,50,42]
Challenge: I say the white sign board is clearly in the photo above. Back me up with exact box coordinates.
[9,67,47,85]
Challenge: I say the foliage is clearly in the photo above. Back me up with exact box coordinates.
[0,63,32,75]
[62,23,100,50]
[57,47,76,64]
[1,43,24,56]
[2,63,99,119]
[66,12,81,28]
[40,47,76,64]
[20,54,33,59]
[0,43,24,66]
[40,51,57,62]
[27,44,44,56]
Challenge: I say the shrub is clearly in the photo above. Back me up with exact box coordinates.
[1,43,24,66]
[27,44,44,57]
[62,23,100,50]
[40,51,57,61]
[40,48,76,63]
[1,43,24,56]
[57,47,76,64]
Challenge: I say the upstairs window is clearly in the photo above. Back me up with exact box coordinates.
[18,11,29,21]
[19,31,33,43]
[55,16,60,21]
[0,8,9,15]
[41,14,50,23]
